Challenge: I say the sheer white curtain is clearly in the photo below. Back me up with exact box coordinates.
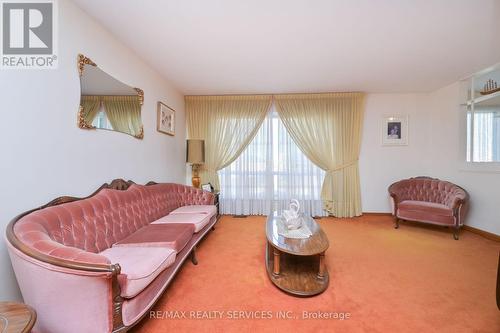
[472,108,500,162]
[219,107,326,216]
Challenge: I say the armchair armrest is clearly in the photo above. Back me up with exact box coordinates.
[388,182,405,202]
[445,187,468,210]
[449,197,466,210]
[388,180,414,216]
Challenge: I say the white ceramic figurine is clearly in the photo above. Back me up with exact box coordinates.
[282,199,303,230]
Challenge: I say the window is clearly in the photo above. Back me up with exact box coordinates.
[218,108,326,216]
[467,108,500,162]
[92,108,113,130]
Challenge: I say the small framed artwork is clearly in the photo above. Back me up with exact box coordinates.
[381,115,408,146]
[201,183,214,192]
[157,102,175,136]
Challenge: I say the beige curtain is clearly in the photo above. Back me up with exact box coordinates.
[275,92,365,217]
[102,96,141,136]
[186,95,272,190]
[80,95,101,125]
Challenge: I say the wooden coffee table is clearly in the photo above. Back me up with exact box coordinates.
[265,213,329,296]
[0,302,36,333]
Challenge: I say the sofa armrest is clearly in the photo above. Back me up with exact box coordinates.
[178,185,215,206]
[7,242,116,333]
[26,239,113,270]
[9,221,113,271]
[6,227,126,332]
[7,224,118,277]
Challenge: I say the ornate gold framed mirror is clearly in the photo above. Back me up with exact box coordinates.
[77,54,144,139]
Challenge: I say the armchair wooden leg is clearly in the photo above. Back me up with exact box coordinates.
[191,246,198,265]
[453,227,459,240]
[394,217,400,229]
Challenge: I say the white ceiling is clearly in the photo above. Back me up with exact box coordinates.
[72,0,500,95]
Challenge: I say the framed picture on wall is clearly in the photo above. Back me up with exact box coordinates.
[381,115,408,146]
[157,102,175,136]
[201,183,214,192]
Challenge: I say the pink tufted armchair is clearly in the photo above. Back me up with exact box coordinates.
[388,177,468,240]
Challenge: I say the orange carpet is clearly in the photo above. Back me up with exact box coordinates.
[132,215,500,333]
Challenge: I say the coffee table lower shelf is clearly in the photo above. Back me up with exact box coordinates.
[265,242,329,297]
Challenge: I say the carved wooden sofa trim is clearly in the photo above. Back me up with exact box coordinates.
[6,179,218,333]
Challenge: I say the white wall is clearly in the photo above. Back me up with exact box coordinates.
[184,93,434,215]
[359,93,431,213]
[0,1,186,301]
[427,82,500,235]
[359,87,500,236]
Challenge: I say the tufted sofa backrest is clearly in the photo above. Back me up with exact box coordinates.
[389,177,467,207]
[12,183,212,254]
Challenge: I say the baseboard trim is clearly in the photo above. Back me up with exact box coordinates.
[362,212,392,216]
[362,212,499,242]
[463,225,500,242]
[224,212,500,242]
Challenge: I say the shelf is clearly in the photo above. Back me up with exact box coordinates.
[464,90,500,107]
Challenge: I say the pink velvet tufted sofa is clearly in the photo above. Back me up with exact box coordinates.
[5,179,218,333]
[388,177,468,240]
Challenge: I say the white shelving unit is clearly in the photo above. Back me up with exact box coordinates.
[460,63,500,166]
[462,63,500,105]
[464,91,500,107]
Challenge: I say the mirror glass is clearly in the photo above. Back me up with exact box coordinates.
[78,54,144,139]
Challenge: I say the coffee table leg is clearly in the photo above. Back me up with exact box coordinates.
[317,252,325,279]
[273,247,281,276]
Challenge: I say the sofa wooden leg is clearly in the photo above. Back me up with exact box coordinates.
[453,228,459,240]
[191,246,198,265]
[394,218,400,229]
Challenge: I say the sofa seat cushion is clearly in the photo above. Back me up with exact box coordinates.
[99,247,176,298]
[170,205,217,216]
[398,200,454,225]
[151,213,212,233]
[113,224,194,253]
